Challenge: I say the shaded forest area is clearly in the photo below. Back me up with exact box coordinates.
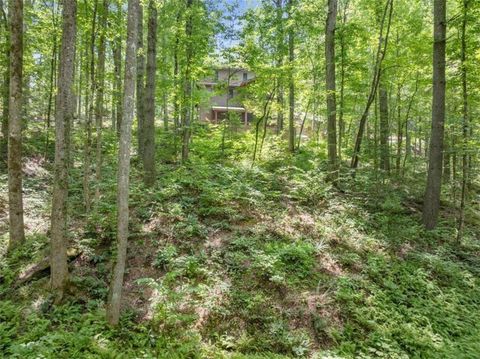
[1,0,480,357]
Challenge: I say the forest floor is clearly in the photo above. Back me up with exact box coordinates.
[1,125,480,358]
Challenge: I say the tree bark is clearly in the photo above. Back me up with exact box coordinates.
[287,0,295,153]
[50,0,76,303]
[143,0,157,186]
[94,0,108,203]
[338,0,349,162]
[457,0,469,241]
[275,0,284,134]
[7,0,25,250]
[136,3,145,159]
[325,0,338,178]
[83,0,98,212]
[106,0,138,326]
[113,32,122,133]
[0,0,9,166]
[350,0,393,171]
[378,76,390,172]
[181,0,193,162]
[422,0,446,230]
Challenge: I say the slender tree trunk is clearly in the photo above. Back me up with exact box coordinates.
[1,67,8,165]
[106,0,138,326]
[143,0,157,186]
[378,77,390,172]
[287,0,295,153]
[181,0,193,162]
[94,0,108,203]
[83,0,98,212]
[7,0,25,250]
[443,139,450,183]
[0,0,8,165]
[50,0,76,303]
[325,0,338,178]
[113,34,122,133]
[422,0,446,230]
[44,12,58,161]
[457,0,469,241]
[350,0,393,171]
[275,0,284,134]
[338,0,348,162]
[395,83,402,172]
[136,3,145,159]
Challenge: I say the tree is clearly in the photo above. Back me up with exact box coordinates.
[422,0,446,230]
[136,2,145,159]
[106,0,138,326]
[181,0,193,162]
[378,76,390,172]
[350,0,393,171]
[7,0,25,250]
[143,0,157,186]
[325,0,338,177]
[50,0,77,302]
[287,0,295,153]
[94,0,108,203]
[457,0,469,240]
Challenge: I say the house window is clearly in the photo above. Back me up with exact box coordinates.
[243,72,248,81]
[229,88,234,99]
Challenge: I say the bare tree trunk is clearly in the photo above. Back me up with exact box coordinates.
[143,0,157,186]
[44,2,58,160]
[457,0,469,241]
[287,0,295,153]
[136,3,145,159]
[7,0,25,250]
[275,0,284,134]
[0,0,9,166]
[50,0,76,303]
[350,0,393,171]
[94,0,108,203]
[325,0,338,178]
[338,0,349,162]
[83,0,98,212]
[423,0,446,230]
[395,82,402,173]
[378,77,390,172]
[106,0,138,326]
[113,33,122,133]
[181,0,193,162]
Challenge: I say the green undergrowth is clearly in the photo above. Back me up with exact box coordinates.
[1,125,480,358]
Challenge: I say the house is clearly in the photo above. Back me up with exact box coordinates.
[198,67,255,125]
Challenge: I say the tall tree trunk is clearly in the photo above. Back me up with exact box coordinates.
[7,0,25,250]
[143,0,157,186]
[350,0,393,171]
[422,0,446,230]
[94,0,108,203]
[338,0,349,162]
[287,0,295,153]
[457,0,469,241]
[44,3,58,160]
[136,3,145,159]
[325,0,338,178]
[0,0,9,166]
[83,0,98,212]
[113,33,122,133]
[395,82,402,172]
[181,0,193,162]
[50,0,76,303]
[275,0,284,134]
[106,0,138,326]
[378,76,390,172]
